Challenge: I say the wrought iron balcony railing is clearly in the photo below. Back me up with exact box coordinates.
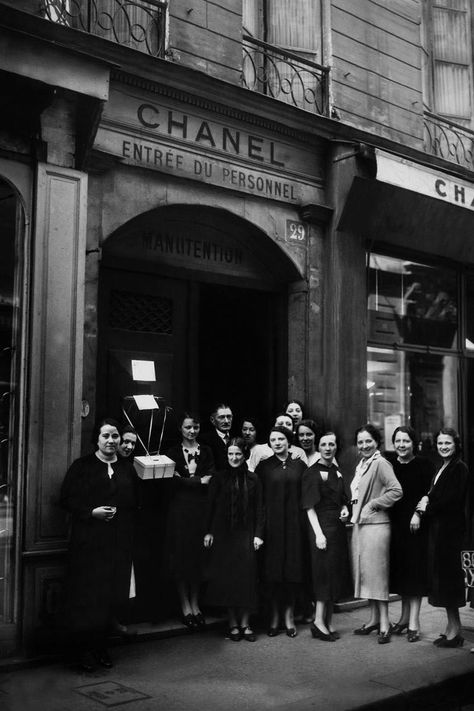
[424,111,474,170]
[242,34,330,116]
[41,0,167,57]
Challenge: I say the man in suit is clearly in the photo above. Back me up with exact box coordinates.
[200,403,233,470]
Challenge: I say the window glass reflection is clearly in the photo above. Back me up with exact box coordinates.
[466,272,474,351]
[368,254,458,348]
[367,346,458,455]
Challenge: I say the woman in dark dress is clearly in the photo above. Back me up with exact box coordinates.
[165,412,215,630]
[204,438,264,641]
[302,431,351,641]
[60,418,137,671]
[389,426,435,642]
[256,425,307,638]
[416,427,469,647]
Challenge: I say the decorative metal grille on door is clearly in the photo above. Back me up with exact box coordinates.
[109,290,172,334]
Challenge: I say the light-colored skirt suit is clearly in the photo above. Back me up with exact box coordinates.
[351,453,402,601]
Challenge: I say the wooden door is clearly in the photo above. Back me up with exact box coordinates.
[97,267,190,452]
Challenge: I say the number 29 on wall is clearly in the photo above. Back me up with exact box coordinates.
[286,220,307,242]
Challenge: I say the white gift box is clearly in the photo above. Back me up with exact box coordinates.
[133,455,175,480]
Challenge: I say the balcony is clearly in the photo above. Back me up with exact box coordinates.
[424,111,474,171]
[41,0,167,57]
[242,34,330,116]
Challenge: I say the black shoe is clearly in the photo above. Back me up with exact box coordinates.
[310,624,334,641]
[193,613,206,629]
[392,622,409,635]
[407,629,420,643]
[329,630,340,640]
[241,626,256,642]
[227,626,241,642]
[378,628,392,645]
[97,649,113,668]
[78,650,97,673]
[433,634,447,646]
[436,634,464,648]
[267,627,280,637]
[285,627,297,638]
[354,623,379,635]
[182,614,198,631]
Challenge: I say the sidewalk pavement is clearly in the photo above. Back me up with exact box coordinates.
[1,601,474,711]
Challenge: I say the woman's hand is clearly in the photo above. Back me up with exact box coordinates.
[410,512,421,533]
[203,533,213,548]
[290,449,305,461]
[340,506,349,522]
[200,475,212,485]
[254,537,263,551]
[416,495,429,513]
[315,533,327,550]
[92,506,116,521]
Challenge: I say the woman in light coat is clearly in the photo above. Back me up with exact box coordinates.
[351,424,403,643]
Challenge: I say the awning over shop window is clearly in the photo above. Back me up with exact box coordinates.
[338,149,474,264]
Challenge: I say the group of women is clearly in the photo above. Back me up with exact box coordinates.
[60,402,471,671]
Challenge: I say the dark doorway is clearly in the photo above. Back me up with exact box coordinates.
[198,282,285,431]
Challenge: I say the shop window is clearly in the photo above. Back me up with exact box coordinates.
[367,347,458,453]
[368,254,458,349]
[0,180,24,626]
[367,252,463,453]
[466,272,474,351]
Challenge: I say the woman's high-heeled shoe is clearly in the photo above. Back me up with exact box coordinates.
[267,627,280,637]
[227,626,241,642]
[436,634,464,648]
[193,613,206,629]
[433,634,446,646]
[285,627,297,638]
[241,626,256,642]
[378,627,392,645]
[310,624,334,641]
[407,629,420,643]
[353,623,380,635]
[182,613,197,630]
[392,622,409,635]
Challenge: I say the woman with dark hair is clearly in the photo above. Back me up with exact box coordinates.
[389,426,435,642]
[416,427,469,647]
[60,417,137,671]
[204,438,264,641]
[165,412,215,630]
[302,431,351,641]
[297,419,321,468]
[285,400,304,433]
[351,424,403,644]
[256,425,307,638]
[240,416,259,460]
[118,425,138,459]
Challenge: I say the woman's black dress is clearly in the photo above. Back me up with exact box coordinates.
[256,455,307,585]
[389,456,435,596]
[425,457,469,608]
[301,463,351,601]
[165,444,215,581]
[204,465,264,610]
[60,454,137,644]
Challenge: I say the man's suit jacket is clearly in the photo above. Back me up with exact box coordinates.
[199,428,230,470]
